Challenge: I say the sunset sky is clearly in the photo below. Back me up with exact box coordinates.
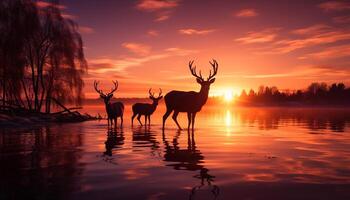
[51,0,350,98]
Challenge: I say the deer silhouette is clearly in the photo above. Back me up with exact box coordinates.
[162,60,218,130]
[132,88,163,126]
[94,80,124,128]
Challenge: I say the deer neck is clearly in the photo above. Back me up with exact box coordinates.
[198,87,209,105]
[105,102,111,113]
[151,102,158,111]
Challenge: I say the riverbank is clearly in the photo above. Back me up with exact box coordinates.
[0,110,100,128]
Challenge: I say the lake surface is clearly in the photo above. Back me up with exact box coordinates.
[1,105,350,200]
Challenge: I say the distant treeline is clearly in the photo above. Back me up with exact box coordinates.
[234,82,350,106]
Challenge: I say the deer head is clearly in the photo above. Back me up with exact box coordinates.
[149,88,163,105]
[189,59,218,92]
[94,80,119,105]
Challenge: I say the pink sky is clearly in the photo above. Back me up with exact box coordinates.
[53,0,350,98]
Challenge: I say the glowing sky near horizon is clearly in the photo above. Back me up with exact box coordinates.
[54,0,350,98]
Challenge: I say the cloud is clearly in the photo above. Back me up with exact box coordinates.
[304,44,350,59]
[36,1,66,9]
[136,0,179,22]
[178,28,216,35]
[243,65,350,79]
[78,26,95,34]
[61,13,77,20]
[238,25,350,54]
[333,15,350,23]
[318,1,350,12]
[291,24,331,35]
[122,42,152,56]
[275,28,350,53]
[88,47,197,75]
[147,30,159,36]
[154,11,172,21]
[235,28,279,44]
[136,0,178,11]
[235,9,258,18]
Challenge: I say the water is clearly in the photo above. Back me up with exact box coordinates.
[1,105,350,200]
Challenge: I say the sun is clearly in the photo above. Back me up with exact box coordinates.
[224,89,234,102]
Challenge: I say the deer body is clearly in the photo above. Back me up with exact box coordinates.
[94,80,124,129]
[132,88,162,126]
[163,60,218,131]
[164,90,208,112]
[106,101,124,125]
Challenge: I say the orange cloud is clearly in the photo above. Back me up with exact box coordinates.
[122,42,152,56]
[136,0,179,22]
[291,24,331,35]
[89,47,196,74]
[147,30,159,36]
[61,13,77,20]
[178,28,216,35]
[305,44,350,59]
[36,1,66,9]
[235,9,258,18]
[136,0,178,11]
[239,25,350,54]
[275,28,350,53]
[333,15,350,23]
[235,28,279,44]
[78,26,94,34]
[243,65,350,79]
[318,1,350,11]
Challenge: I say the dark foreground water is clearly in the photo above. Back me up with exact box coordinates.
[1,106,350,200]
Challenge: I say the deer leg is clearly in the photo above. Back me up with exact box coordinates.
[148,115,151,126]
[187,112,191,130]
[162,109,173,130]
[137,114,142,126]
[120,116,123,127]
[131,113,137,126]
[191,112,196,131]
[172,111,182,130]
[144,115,147,125]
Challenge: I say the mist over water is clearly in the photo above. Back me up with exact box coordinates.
[1,105,350,200]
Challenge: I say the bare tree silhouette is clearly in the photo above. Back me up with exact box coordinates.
[94,80,124,128]
[162,60,218,130]
[0,0,87,112]
[131,88,163,126]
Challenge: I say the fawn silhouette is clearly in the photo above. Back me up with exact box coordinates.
[94,80,124,128]
[162,60,218,130]
[132,88,163,126]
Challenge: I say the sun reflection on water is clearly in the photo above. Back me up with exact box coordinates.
[225,109,232,136]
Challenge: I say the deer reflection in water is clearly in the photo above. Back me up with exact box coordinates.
[162,130,204,170]
[132,126,161,158]
[190,168,220,200]
[103,129,125,159]
[162,130,220,199]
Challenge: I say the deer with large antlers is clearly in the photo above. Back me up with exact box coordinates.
[162,60,218,131]
[94,80,124,128]
[132,88,163,126]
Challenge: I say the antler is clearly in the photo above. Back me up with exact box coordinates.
[207,59,218,81]
[149,88,155,98]
[189,60,204,81]
[94,80,104,96]
[158,88,162,97]
[149,88,162,98]
[108,80,118,95]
